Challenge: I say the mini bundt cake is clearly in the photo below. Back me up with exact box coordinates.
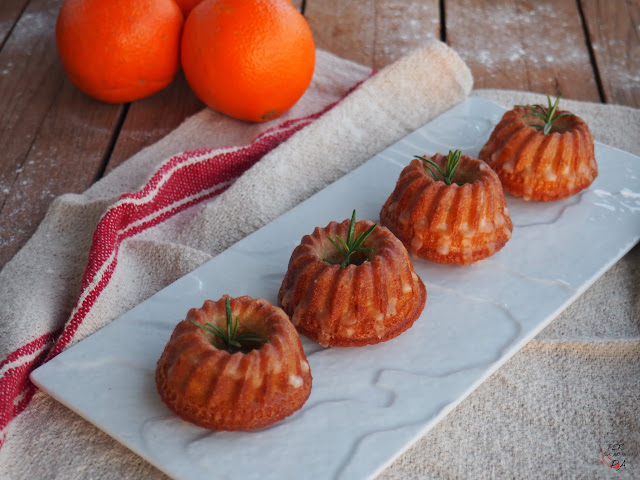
[380,150,513,265]
[278,210,426,347]
[155,295,312,431]
[478,95,598,201]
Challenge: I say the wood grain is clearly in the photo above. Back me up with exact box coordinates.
[0,0,64,210]
[0,0,30,46]
[374,0,441,67]
[580,0,640,107]
[106,72,203,173]
[0,81,123,270]
[304,0,440,69]
[446,0,601,101]
[0,0,122,270]
[304,0,376,66]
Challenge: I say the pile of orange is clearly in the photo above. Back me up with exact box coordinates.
[56,0,316,123]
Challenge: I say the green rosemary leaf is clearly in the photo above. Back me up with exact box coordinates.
[191,320,232,349]
[324,209,377,269]
[423,163,440,181]
[236,334,270,343]
[347,210,357,246]
[336,235,350,254]
[352,224,377,251]
[232,315,239,339]
[522,111,547,122]
[190,297,269,353]
[203,322,225,338]
[327,235,347,257]
[446,150,462,180]
[415,155,446,180]
[225,299,233,339]
[517,94,573,135]
[416,150,463,186]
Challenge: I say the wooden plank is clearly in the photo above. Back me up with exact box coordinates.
[0,0,123,271]
[304,0,376,67]
[304,0,440,69]
[0,0,30,46]
[374,0,442,67]
[580,0,640,108]
[0,0,65,212]
[0,83,123,270]
[106,72,203,173]
[445,0,601,102]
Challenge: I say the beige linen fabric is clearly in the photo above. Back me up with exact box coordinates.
[0,40,637,478]
[0,41,473,478]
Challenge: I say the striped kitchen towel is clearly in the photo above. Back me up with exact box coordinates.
[0,41,472,479]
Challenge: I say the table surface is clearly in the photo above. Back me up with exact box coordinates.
[0,0,638,273]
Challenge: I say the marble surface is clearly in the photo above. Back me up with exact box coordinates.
[31,97,640,480]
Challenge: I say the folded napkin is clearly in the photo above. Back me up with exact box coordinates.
[0,41,475,478]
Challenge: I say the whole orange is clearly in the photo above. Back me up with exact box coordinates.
[56,0,184,103]
[181,0,316,122]
[174,0,204,17]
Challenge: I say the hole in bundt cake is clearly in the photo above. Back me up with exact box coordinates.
[322,246,375,267]
[547,115,573,134]
[523,115,572,134]
[518,94,575,135]
[416,150,474,186]
[345,249,374,266]
[190,298,269,354]
[451,166,480,185]
[206,333,266,354]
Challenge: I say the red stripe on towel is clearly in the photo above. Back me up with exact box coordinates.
[47,122,311,359]
[0,330,58,446]
[0,73,371,447]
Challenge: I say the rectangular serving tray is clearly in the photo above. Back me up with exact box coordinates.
[31,97,640,480]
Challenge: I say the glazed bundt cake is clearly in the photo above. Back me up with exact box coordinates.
[278,210,427,347]
[478,95,598,201]
[380,150,513,265]
[155,295,312,430]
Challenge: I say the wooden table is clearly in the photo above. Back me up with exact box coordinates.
[0,0,638,273]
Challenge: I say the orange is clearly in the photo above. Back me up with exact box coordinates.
[174,0,205,17]
[56,0,184,104]
[181,0,316,122]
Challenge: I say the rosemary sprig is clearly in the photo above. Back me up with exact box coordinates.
[190,298,269,353]
[415,150,463,186]
[516,94,574,135]
[323,209,377,268]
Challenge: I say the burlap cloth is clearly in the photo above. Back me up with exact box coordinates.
[0,41,638,479]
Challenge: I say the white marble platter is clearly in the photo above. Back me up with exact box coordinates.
[31,97,640,480]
